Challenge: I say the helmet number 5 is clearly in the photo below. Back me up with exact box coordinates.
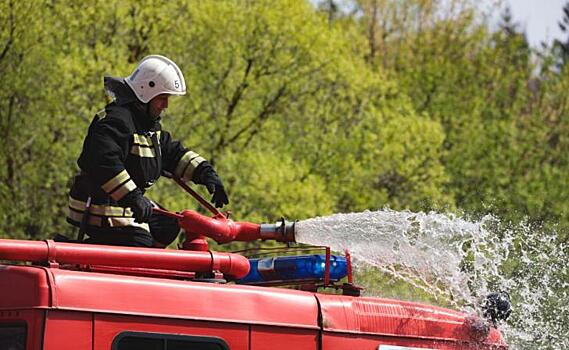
[174,80,180,89]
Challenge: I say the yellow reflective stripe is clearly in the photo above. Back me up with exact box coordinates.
[68,210,149,231]
[174,152,192,179]
[89,205,129,217]
[133,134,152,146]
[67,209,103,226]
[68,197,133,217]
[174,151,206,182]
[69,197,87,212]
[108,217,150,232]
[102,170,130,193]
[130,145,156,158]
[110,179,137,201]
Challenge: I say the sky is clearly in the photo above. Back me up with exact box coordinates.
[503,0,567,47]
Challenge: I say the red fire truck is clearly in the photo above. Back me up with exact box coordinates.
[0,193,509,350]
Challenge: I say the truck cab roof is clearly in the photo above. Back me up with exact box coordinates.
[0,263,507,346]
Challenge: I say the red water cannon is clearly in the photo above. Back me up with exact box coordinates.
[153,179,296,251]
[154,208,296,245]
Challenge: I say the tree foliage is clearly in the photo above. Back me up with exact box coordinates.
[0,0,567,242]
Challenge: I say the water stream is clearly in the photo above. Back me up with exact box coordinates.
[295,209,568,350]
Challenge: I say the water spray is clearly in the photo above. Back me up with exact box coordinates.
[292,209,567,349]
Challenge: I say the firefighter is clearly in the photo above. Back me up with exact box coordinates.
[67,55,229,247]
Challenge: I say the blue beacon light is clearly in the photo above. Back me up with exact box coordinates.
[238,254,348,284]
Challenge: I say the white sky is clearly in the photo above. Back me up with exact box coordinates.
[504,0,567,47]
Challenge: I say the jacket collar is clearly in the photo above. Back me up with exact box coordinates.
[104,76,159,131]
[130,102,161,131]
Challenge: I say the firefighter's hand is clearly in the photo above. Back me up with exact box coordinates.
[208,181,229,209]
[193,163,229,208]
[131,195,154,223]
[121,190,154,223]
[193,163,230,208]
[203,170,229,208]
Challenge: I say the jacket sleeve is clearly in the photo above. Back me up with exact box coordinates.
[78,113,138,202]
[160,130,206,182]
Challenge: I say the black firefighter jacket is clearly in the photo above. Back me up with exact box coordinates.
[67,83,206,233]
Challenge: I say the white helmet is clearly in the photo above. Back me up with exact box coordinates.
[125,55,186,103]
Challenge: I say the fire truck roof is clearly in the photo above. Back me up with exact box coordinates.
[0,264,506,346]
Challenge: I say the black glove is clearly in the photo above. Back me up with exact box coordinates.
[120,189,154,223]
[193,162,229,208]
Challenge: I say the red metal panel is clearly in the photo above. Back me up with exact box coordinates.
[0,309,45,350]
[0,266,51,309]
[43,310,92,350]
[251,325,318,350]
[316,294,507,348]
[49,268,319,329]
[93,314,248,350]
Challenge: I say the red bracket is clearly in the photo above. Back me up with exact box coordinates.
[345,250,353,284]
[324,246,331,286]
[45,240,59,268]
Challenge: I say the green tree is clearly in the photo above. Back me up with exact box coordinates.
[0,0,70,239]
[553,1,569,68]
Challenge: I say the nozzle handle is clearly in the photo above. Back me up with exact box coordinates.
[152,207,183,219]
[174,178,225,218]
